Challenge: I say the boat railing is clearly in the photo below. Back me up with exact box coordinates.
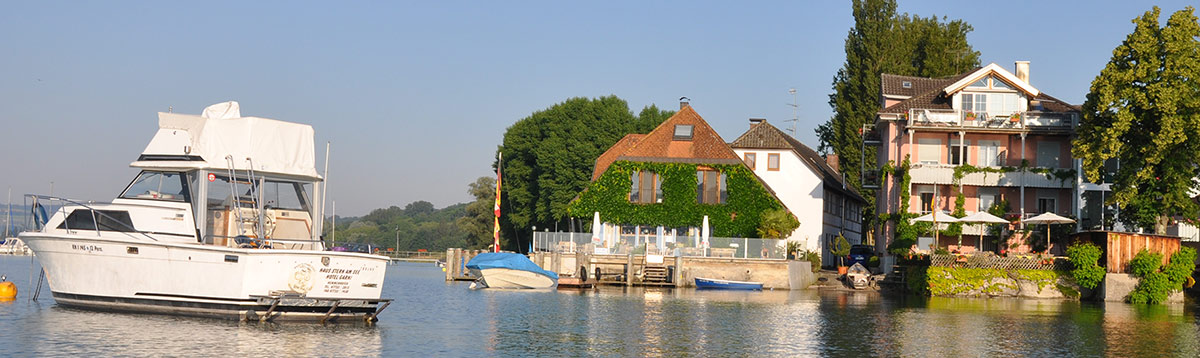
[23,194,159,242]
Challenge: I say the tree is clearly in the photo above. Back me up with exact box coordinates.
[456,176,497,249]
[497,96,673,252]
[1074,6,1200,233]
[821,0,980,233]
[756,208,800,240]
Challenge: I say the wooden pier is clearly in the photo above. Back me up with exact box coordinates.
[445,248,800,289]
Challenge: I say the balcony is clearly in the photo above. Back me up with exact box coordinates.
[909,164,1073,188]
[908,109,1076,132]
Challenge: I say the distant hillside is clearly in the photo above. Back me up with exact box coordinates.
[322,200,471,251]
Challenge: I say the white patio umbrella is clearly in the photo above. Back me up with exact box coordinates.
[591,212,603,246]
[1024,212,1075,254]
[959,211,1012,251]
[911,211,958,248]
[701,215,711,256]
[655,226,664,254]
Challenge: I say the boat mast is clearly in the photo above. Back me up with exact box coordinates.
[321,141,330,244]
[5,186,10,238]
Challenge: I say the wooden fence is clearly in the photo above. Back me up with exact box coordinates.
[1071,231,1181,273]
[931,254,1069,271]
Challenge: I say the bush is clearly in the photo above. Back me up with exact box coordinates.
[1067,242,1105,290]
[1129,250,1163,277]
[868,255,880,268]
[832,234,851,266]
[1163,247,1197,288]
[1128,248,1196,304]
[801,250,821,273]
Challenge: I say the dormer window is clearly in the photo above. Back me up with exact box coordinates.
[902,81,912,89]
[673,125,694,141]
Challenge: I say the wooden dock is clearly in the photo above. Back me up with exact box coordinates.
[444,248,795,289]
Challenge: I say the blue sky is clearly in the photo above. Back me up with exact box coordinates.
[1,1,1194,216]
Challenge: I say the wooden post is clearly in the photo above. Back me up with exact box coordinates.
[445,248,454,281]
[674,255,684,288]
[626,254,635,286]
[576,250,587,278]
[552,252,562,276]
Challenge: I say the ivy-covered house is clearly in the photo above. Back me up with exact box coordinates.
[871,61,1084,254]
[567,101,789,252]
[729,119,866,266]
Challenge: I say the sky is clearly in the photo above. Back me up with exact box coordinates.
[1,1,1195,216]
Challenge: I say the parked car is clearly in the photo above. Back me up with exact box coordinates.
[847,245,875,267]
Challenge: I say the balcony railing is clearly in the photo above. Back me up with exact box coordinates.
[909,164,1073,188]
[907,109,1076,130]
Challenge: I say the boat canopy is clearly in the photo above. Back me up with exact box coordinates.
[130,101,322,180]
[466,253,559,280]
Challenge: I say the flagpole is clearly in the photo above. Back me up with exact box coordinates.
[493,152,503,253]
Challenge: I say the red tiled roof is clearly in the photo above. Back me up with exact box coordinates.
[592,134,644,181]
[591,105,742,180]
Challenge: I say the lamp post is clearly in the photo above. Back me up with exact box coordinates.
[395,229,400,256]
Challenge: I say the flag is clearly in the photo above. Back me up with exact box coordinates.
[493,152,502,252]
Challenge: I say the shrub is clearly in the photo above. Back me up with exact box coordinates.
[906,265,929,296]
[1163,247,1197,288]
[1067,242,1105,290]
[868,255,880,268]
[1129,250,1163,277]
[832,234,851,266]
[801,250,821,273]
[1128,248,1195,304]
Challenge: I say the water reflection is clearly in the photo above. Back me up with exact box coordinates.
[4,257,1200,357]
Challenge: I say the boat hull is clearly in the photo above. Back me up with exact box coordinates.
[21,232,390,322]
[694,277,763,290]
[474,268,557,289]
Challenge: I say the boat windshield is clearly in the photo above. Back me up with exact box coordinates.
[120,171,190,202]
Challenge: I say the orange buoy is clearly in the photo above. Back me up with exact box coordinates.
[0,278,15,300]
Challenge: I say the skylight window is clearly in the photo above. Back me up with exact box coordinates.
[902,81,912,89]
[673,124,694,141]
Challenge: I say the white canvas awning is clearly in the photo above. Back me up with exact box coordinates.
[130,102,321,180]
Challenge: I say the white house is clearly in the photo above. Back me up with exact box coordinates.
[730,119,866,266]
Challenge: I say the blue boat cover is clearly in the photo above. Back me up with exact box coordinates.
[465,253,559,280]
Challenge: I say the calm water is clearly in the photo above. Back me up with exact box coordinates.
[2,256,1200,357]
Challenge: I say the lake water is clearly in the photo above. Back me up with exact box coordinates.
[2,256,1200,357]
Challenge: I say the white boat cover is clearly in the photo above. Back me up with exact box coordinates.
[131,101,321,180]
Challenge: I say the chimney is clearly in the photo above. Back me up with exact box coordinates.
[679,96,690,109]
[825,154,840,172]
[1015,61,1030,84]
[749,118,765,127]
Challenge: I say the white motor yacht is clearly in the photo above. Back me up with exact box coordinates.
[19,102,391,322]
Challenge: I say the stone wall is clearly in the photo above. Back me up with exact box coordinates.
[925,266,1081,299]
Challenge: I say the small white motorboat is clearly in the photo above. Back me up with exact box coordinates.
[465,252,558,289]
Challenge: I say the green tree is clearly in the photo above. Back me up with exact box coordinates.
[498,96,673,252]
[1074,6,1200,233]
[756,208,800,240]
[456,176,497,249]
[821,0,980,234]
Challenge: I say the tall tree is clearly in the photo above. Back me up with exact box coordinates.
[456,176,497,249]
[821,0,979,231]
[1074,6,1200,233]
[497,96,673,252]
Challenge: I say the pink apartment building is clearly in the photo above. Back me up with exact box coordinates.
[871,62,1083,253]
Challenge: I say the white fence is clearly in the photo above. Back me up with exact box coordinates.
[531,232,787,259]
